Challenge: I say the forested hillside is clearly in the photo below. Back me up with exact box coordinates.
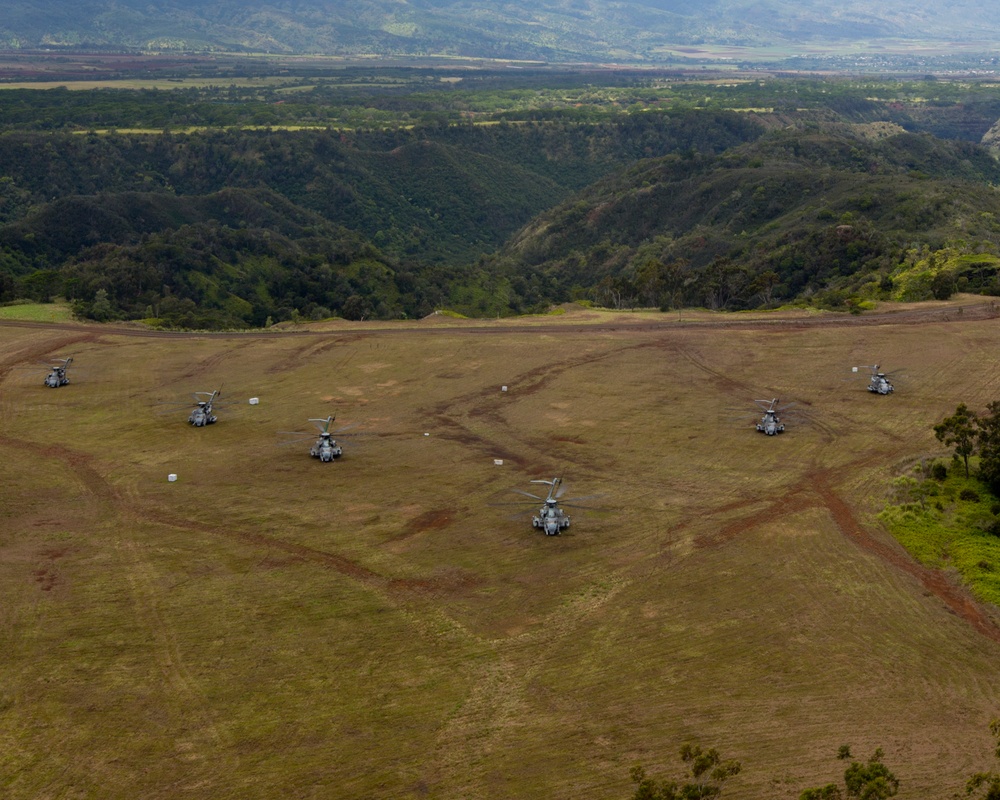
[4,71,1000,327]
[0,111,764,326]
[493,125,1000,310]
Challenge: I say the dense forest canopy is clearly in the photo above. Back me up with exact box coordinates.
[3,68,1000,327]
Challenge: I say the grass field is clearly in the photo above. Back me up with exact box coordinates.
[0,302,74,322]
[2,300,1000,799]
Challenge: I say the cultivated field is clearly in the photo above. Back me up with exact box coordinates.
[2,300,1000,799]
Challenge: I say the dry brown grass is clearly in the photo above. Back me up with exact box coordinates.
[2,300,1000,799]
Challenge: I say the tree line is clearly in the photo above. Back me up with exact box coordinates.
[631,718,1000,799]
[935,402,1000,493]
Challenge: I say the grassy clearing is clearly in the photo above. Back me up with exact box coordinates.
[0,302,74,322]
[879,463,1000,606]
[2,307,1000,798]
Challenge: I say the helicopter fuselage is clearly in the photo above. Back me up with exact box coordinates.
[310,435,343,462]
[188,403,217,427]
[533,500,570,535]
[868,375,893,394]
[756,411,784,435]
[44,368,68,388]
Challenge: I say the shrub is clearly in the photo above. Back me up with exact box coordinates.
[960,488,981,502]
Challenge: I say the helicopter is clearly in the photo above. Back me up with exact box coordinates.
[42,357,73,388]
[188,390,222,427]
[155,388,239,426]
[496,477,603,535]
[754,398,791,435]
[528,478,572,535]
[278,416,358,462]
[854,364,898,395]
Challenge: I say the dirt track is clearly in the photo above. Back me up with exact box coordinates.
[0,297,996,340]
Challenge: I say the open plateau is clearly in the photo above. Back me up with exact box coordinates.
[3,298,1000,798]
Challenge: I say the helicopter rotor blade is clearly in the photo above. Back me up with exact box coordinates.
[511,489,543,501]
[562,492,605,504]
[560,503,608,512]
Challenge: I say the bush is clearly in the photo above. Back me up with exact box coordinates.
[931,462,948,481]
[960,488,981,502]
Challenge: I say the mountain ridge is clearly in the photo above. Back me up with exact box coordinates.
[4,1,1000,62]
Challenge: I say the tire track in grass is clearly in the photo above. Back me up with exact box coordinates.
[694,475,822,550]
[813,471,1000,645]
[0,433,475,593]
[425,571,631,799]
[691,451,1000,644]
[423,336,674,474]
[114,534,237,773]
[0,435,237,778]
[0,332,97,383]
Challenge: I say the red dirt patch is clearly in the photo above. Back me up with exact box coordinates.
[404,509,453,534]
[33,566,58,592]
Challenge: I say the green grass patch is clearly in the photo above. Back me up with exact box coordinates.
[879,463,1000,606]
[0,301,74,322]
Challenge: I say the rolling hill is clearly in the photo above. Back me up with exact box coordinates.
[494,124,1000,310]
[0,114,767,325]
[3,0,1000,61]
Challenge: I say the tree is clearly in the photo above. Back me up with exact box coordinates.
[931,270,956,300]
[843,749,898,799]
[800,747,898,800]
[630,744,741,799]
[976,402,1000,495]
[89,287,114,321]
[966,719,1000,800]
[935,403,978,478]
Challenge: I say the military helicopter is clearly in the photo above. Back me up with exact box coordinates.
[754,398,792,435]
[188,390,223,426]
[526,478,572,535]
[278,416,358,462]
[496,477,602,536]
[854,364,898,395]
[42,357,73,388]
[156,388,227,426]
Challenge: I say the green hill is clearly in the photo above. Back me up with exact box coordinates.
[0,114,766,326]
[494,125,1000,310]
